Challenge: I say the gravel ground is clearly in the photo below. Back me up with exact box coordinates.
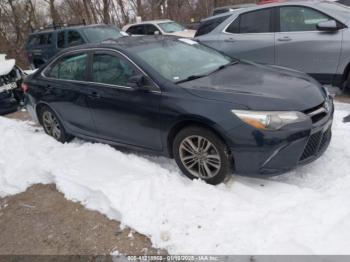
[0,89,349,255]
[0,184,165,255]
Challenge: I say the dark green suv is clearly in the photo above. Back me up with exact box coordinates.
[26,24,126,68]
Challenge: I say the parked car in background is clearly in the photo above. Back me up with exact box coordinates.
[196,1,350,90]
[26,24,127,69]
[212,4,256,16]
[123,20,196,38]
[23,36,333,185]
[335,0,350,6]
[0,54,25,115]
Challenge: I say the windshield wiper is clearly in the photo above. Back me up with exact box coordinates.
[209,60,239,75]
[175,74,208,84]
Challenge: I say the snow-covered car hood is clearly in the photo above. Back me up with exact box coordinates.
[0,58,16,76]
[168,29,196,38]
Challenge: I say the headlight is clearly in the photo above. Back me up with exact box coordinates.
[231,110,308,130]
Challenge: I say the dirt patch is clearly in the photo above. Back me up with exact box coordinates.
[0,184,165,255]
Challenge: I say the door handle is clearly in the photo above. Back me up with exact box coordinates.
[224,38,236,42]
[89,91,100,99]
[45,84,53,94]
[277,36,292,42]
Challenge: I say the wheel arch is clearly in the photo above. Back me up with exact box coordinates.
[341,61,350,88]
[166,119,231,158]
[35,102,61,126]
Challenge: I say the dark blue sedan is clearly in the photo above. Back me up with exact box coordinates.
[23,36,333,184]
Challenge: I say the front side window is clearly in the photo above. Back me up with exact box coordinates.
[279,6,330,32]
[144,24,160,35]
[127,25,145,35]
[131,39,233,83]
[158,22,185,33]
[92,54,137,86]
[45,53,87,81]
[67,31,84,46]
[239,9,272,33]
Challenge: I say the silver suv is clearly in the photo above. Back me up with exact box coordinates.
[195,1,350,89]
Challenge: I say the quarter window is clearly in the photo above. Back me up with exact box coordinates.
[279,6,330,32]
[46,53,87,81]
[92,54,137,86]
[196,15,231,36]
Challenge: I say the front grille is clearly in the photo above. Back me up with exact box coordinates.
[300,127,331,161]
[303,101,330,124]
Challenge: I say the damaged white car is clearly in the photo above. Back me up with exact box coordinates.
[0,54,25,115]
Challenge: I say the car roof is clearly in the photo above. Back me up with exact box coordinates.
[57,35,180,54]
[29,24,113,36]
[125,19,174,27]
[203,0,350,23]
[213,4,256,11]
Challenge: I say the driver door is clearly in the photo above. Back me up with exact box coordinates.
[86,50,163,150]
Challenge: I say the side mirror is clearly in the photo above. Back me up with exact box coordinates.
[154,30,161,35]
[317,20,339,32]
[127,75,147,90]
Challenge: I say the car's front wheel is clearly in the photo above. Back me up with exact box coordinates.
[173,126,231,185]
[39,106,73,143]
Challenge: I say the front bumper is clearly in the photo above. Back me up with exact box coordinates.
[226,102,334,176]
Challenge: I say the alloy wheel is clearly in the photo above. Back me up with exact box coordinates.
[42,111,61,140]
[179,135,222,179]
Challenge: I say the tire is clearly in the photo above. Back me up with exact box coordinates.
[39,106,73,143]
[344,73,350,93]
[173,126,231,185]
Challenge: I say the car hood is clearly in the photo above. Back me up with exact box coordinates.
[0,58,15,76]
[168,30,196,38]
[179,61,326,111]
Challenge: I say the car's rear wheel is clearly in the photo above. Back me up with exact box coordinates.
[40,106,73,143]
[173,126,231,185]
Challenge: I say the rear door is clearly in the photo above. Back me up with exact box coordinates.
[275,6,342,83]
[219,8,275,64]
[40,51,96,136]
[86,50,162,150]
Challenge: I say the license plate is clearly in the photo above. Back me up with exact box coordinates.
[0,82,17,92]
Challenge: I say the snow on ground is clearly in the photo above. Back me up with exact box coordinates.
[0,103,350,255]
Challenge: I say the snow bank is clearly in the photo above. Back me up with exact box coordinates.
[0,103,350,255]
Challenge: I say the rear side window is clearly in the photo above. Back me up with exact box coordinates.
[126,25,145,35]
[57,31,65,48]
[28,33,52,46]
[226,9,272,34]
[91,54,137,86]
[67,31,84,47]
[195,15,231,37]
[240,9,272,33]
[45,53,87,81]
[279,6,330,32]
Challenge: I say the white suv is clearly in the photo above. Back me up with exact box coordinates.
[123,20,195,38]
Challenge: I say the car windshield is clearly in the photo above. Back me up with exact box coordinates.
[83,27,124,43]
[132,39,234,83]
[158,22,185,33]
[318,2,350,18]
